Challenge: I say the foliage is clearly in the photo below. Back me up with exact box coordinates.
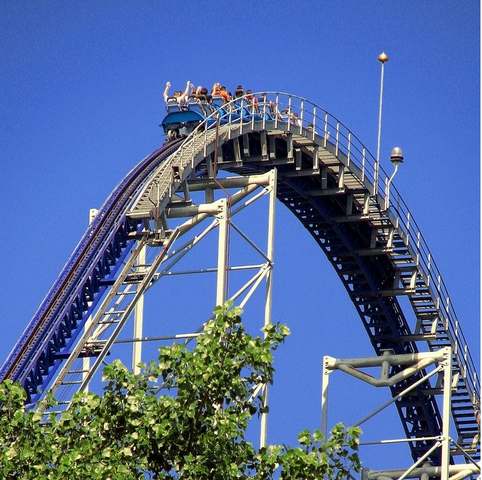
[0,305,360,479]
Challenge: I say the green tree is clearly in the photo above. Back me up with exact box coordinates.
[0,305,360,479]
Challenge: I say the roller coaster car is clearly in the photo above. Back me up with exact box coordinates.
[161,96,263,142]
[161,97,208,141]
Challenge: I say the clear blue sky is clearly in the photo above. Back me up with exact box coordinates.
[0,0,479,471]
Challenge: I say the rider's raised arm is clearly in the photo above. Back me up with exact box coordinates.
[163,81,171,103]
[180,80,192,102]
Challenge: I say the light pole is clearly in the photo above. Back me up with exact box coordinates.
[375,52,389,197]
[384,146,404,210]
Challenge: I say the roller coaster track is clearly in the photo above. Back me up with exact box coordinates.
[1,92,479,468]
[0,139,182,392]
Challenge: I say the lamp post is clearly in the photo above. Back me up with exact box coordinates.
[384,146,404,210]
[375,52,389,197]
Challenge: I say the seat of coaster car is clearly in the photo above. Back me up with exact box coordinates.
[166,97,182,112]
[186,100,210,117]
[210,96,232,122]
[211,96,225,109]
[161,98,205,132]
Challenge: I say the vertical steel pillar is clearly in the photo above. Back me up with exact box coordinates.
[321,355,331,437]
[260,169,277,448]
[441,346,452,480]
[263,169,277,327]
[132,244,146,374]
[83,208,98,391]
[216,198,229,305]
[259,385,270,448]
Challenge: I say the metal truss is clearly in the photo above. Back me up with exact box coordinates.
[41,169,278,446]
[321,348,480,479]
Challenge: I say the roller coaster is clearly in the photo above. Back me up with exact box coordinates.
[1,92,479,478]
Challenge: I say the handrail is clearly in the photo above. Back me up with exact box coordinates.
[156,91,479,407]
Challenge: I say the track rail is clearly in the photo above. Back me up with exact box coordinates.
[0,139,182,397]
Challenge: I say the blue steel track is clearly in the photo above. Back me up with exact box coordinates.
[0,139,182,401]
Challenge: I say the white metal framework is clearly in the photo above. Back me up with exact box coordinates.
[321,348,480,479]
[43,169,278,447]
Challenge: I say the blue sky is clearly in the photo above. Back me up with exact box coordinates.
[0,0,479,471]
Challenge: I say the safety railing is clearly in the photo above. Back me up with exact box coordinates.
[156,92,479,409]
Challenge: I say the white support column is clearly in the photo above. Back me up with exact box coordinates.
[259,384,270,448]
[321,355,331,437]
[132,244,146,374]
[216,198,229,305]
[83,208,99,392]
[260,169,277,449]
[441,346,453,480]
[264,169,277,328]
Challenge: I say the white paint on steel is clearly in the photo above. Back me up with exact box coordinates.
[441,347,453,480]
[323,347,471,477]
[260,168,277,449]
[216,198,229,306]
[132,244,146,374]
[83,208,99,392]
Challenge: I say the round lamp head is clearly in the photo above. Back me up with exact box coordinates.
[378,52,389,63]
[390,146,404,165]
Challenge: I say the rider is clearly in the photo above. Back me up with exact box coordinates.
[245,89,258,111]
[234,84,245,98]
[211,82,230,103]
[219,85,230,102]
[211,82,222,97]
[163,81,192,106]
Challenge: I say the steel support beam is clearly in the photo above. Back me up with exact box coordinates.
[82,208,99,392]
[321,355,331,437]
[216,198,229,305]
[187,172,271,191]
[260,168,277,448]
[441,348,453,480]
[132,244,146,374]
